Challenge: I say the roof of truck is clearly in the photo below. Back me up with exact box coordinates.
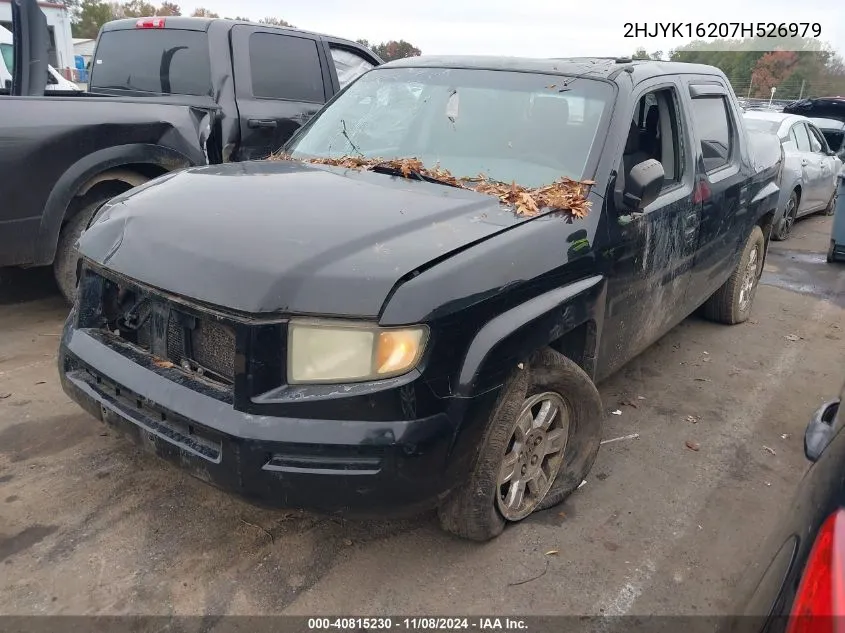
[100,16,361,48]
[380,56,729,81]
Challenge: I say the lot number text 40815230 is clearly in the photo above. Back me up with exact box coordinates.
[307,617,529,631]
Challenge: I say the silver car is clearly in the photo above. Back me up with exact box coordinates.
[744,111,842,240]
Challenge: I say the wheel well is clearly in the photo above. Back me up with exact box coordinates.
[793,185,802,205]
[63,164,167,226]
[548,321,595,375]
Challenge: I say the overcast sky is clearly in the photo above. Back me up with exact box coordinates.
[176,0,844,59]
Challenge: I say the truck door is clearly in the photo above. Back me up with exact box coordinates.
[598,81,698,378]
[230,25,333,161]
[683,80,751,305]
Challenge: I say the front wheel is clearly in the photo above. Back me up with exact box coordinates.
[702,225,765,325]
[53,198,109,304]
[437,348,603,541]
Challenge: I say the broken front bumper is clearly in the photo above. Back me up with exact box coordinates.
[58,316,461,516]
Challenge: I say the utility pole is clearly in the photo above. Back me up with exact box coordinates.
[799,80,805,100]
[768,86,776,108]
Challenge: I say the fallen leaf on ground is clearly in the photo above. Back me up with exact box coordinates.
[610,409,622,416]
[637,396,646,400]
[685,415,699,424]
[545,550,559,556]
[154,359,175,369]
[343,539,353,546]
[763,445,777,456]
[34,381,46,385]
[619,399,639,408]
[781,433,790,440]
[784,334,801,342]
[558,511,567,518]
[685,440,701,452]
[694,377,712,382]
[0,392,11,399]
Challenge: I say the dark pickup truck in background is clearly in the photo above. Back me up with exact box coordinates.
[61,55,782,540]
[1,0,380,301]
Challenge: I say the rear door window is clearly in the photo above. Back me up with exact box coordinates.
[792,123,812,152]
[90,29,211,96]
[249,33,325,102]
[690,96,733,172]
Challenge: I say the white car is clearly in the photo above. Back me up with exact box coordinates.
[744,110,842,240]
[0,25,81,92]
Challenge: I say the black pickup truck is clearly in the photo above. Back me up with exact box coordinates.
[1,0,380,301]
[60,56,782,541]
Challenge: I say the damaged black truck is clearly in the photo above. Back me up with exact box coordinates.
[61,56,783,540]
[0,0,380,301]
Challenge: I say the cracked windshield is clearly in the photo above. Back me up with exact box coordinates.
[288,67,611,187]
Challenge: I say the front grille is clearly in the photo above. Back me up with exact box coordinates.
[168,316,236,383]
[93,273,237,386]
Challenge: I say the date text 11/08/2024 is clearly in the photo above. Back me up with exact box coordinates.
[623,22,822,38]
[307,618,529,631]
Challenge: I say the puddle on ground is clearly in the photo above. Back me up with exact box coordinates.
[761,247,844,306]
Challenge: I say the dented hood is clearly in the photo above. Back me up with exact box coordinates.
[80,160,536,316]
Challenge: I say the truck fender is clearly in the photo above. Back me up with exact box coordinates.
[76,169,151,197]
[454,275,605,400]
[34,143,195,265]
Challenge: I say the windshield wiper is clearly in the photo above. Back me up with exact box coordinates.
[369,164,463,189]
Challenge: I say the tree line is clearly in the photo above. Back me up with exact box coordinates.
[66,1,423,62]
[633,39,845,100]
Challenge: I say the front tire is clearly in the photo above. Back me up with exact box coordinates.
[53,198,108,304]
[702,225,765,325]
[437,348,603,541]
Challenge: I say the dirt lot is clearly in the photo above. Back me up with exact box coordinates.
[1,214,843,617]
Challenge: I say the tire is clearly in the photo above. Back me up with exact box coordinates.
[437,348,603,541]
[53,198,108,304]
[702,225,765,325]
[830,240,838,264]
[772,192,798,241]
[824,188,838,216]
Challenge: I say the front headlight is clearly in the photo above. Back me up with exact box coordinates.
[287,319,428,384]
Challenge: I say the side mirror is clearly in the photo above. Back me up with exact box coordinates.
[804,400,840,463]
[623,159,664,211]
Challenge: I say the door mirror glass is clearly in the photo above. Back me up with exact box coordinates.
[623,159,665,211]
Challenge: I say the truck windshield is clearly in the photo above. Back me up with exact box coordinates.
[89,29,211,96]
[287,67,612,187]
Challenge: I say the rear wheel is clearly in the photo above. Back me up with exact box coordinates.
[53,198,109,304]
[702,225,765,325]
[772,192,798,241]
[437,348,602,541]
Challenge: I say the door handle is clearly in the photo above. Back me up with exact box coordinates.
[248,119,278,129]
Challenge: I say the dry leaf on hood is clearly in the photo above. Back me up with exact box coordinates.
[272,154,593,219]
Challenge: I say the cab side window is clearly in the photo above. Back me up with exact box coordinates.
[249,33,325,103]
[622,87,685,189]
[808,124,828,154]
[689,96,733,172]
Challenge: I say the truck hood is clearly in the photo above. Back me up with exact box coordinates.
[80,160,539,316]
